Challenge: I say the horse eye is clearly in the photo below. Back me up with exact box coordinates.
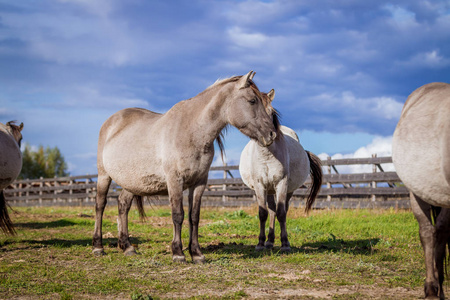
[248,98,257,104]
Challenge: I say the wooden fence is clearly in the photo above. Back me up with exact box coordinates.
[5,155,410,209]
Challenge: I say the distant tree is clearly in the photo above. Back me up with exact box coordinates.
[19,144,69,179]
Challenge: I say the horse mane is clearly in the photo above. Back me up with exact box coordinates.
[272,108,281,135]
[207,76,262,98]
[215,127,227,163]
[260,92,282,136]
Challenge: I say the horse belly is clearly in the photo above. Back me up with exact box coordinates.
[102,142,168,196]
[286,140,309,193]
[394,134,450,207]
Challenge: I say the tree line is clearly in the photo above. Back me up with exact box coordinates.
[19,144,69,179]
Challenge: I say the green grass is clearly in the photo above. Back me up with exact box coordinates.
[0,206,429,299]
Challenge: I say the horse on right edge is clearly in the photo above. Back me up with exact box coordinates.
[393,82,450,300]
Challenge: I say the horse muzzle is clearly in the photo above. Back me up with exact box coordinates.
[259,131,276,147]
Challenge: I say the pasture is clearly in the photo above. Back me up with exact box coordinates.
[0,205,430,299]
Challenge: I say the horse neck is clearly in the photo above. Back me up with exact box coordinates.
[181,83,232,145]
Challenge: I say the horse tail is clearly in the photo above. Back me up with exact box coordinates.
[133,195,146,220]
[0,190,16,235]
[305,151,323,213]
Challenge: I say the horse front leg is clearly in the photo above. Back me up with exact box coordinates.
[410,193,439,299]
[435,208,450,300]
[266,194,276,249]
[117,190,137,256]
[276,180,290,252]
[92,174,111,256]
[188,181,207,263]
[266,192,294,249]
[255,186,268,251]
[168,178,185,263]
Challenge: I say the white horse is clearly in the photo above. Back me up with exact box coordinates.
[239,90,322,251]
[0,121,23,235]
[393,82,450,300]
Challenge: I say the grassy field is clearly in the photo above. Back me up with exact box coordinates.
[0,205,431,299]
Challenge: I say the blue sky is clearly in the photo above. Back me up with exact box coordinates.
[1,0,450,175]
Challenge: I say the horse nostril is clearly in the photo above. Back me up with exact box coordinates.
[270,131,277,140]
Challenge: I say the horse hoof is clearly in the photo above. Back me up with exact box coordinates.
[124,247,138,256]
[93,248,106,256]
[172,255,186,263]
[255,245,265,252]
[264,242,274,249]
[193,255,206,264]
[280,246,292,252]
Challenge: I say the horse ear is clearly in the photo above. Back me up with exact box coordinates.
[267,89,275,102]
[238,70,255,89]
[19,123,24,131]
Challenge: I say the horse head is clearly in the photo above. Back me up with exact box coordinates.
[227,71,276,147]
[6,121,24,147]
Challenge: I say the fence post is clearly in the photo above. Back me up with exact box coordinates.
[25,179,30,204]
[68,179,73,203]
[39,177,43,205]
[85,178,90,203]
[327,156,332,202]
[53,176,58,203]
[371,153,377,202]
[222,163,227,202]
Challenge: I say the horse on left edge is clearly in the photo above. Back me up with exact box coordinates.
[0,121,24,235]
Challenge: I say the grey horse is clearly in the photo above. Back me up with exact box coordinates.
[93,71,276,263]
[0,121,23,235]
[393,82,450,299]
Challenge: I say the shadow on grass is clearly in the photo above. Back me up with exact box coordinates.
[201,237,380,259]
[0,236,153,251]
[14,219,77,229]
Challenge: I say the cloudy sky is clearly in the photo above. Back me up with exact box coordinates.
[1,0,449,175]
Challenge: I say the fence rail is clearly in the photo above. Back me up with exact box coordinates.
[5,155,410,208]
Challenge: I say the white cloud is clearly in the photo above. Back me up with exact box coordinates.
[319,136,394,174]
[227,27,268,48]
[61,86,150,109]
[221,0,290,26]
[398,49,450,69]
[311,91,403,121]
[384,4,416,25]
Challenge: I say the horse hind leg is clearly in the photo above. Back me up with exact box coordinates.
[275,183,290,252]
[92,174,111,256]
[117,190,138,256]
[434,207,450,300]
[410,193,439,299]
